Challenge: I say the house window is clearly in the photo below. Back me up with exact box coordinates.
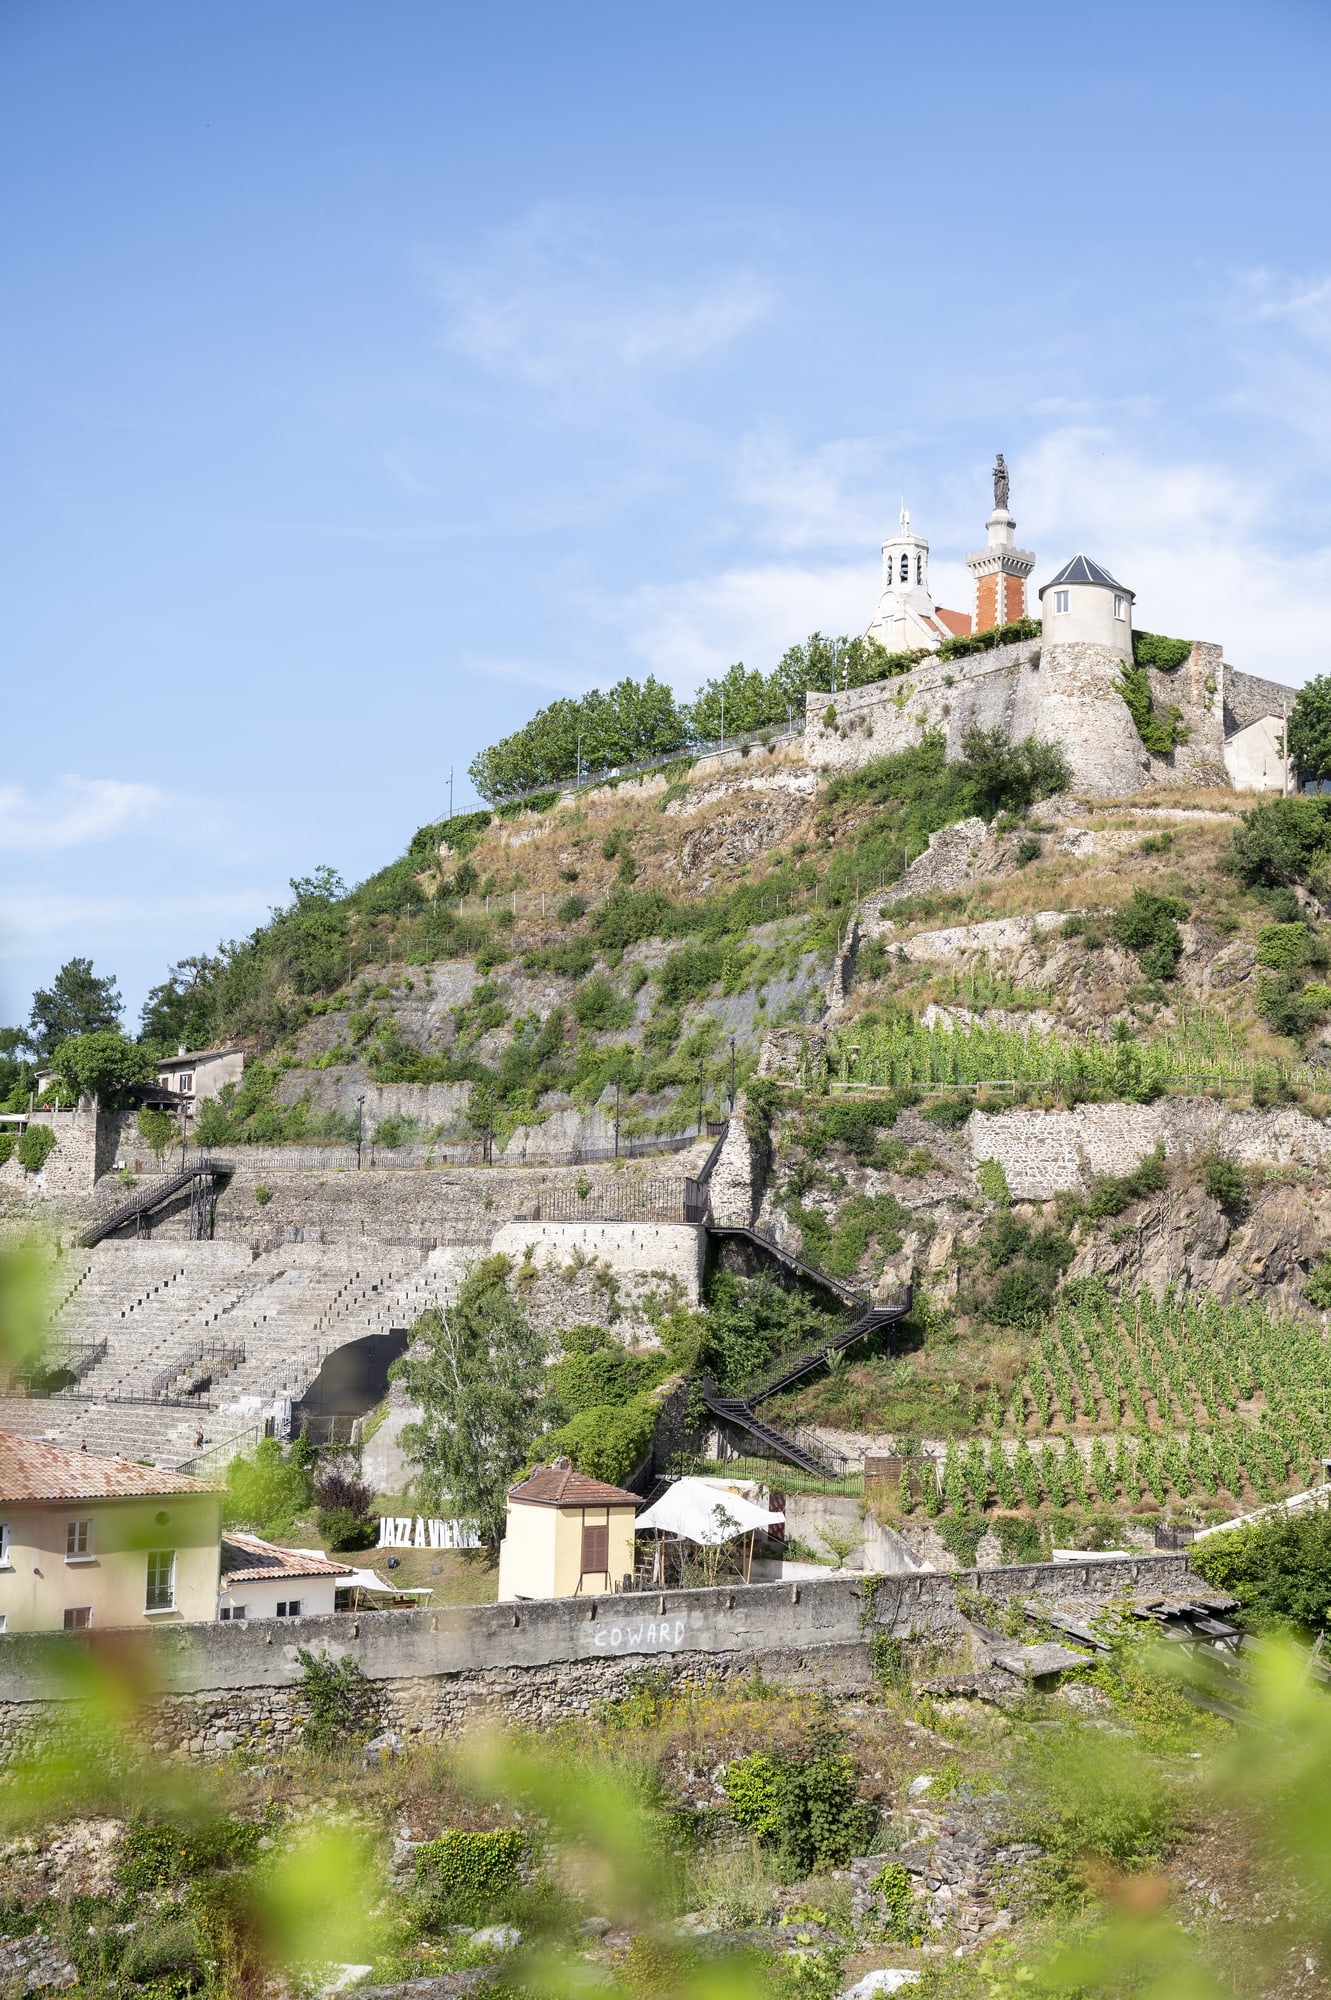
[0,1614,8,1634]
[276,1599,302,1618]
[1052,590,1070,615]
[145,1550,176,1613]
[580,1522,610,1575]
[0,1524,10,1568]
[65,1519,93,1562]
[220,1603,247,1621]
[178,1073,194,1095]
[63,1607,92,1632]
[1114,595,1126,619]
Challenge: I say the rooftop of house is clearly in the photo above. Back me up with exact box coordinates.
[508,1458,640,1509]
[154,1047,244,1068]
[0,1432,220,1504]
[219,1534,356,1583]
[1040,553,1133,596]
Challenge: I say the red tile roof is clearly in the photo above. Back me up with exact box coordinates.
[509,1461,639,1508]
[220,1534,355,1584]
[935,606,973,638]
[0,1432,220,1503]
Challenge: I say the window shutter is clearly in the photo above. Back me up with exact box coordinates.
[581,1522,609,1575]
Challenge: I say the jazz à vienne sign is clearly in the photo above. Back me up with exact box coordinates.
[377,1515,480,1550]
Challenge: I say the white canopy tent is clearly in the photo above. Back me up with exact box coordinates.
[635,1478,784,1584]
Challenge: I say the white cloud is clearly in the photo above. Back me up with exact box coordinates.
[433,204,770,386]
[1015,427,1331,680]
[0,777,166,854]
[613,560,879,691]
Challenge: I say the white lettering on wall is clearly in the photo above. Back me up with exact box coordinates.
[377,1516,481,1550]
[590,1616,689,1653]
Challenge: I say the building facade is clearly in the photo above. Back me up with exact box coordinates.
[497,1460,639,1602]
[0,1434,222,1633]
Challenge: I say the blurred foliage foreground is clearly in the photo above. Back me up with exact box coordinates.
[2,1239,1331,2000]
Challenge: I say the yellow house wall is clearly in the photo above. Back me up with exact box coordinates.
[0,1493,222,1633]
[497,1503,558,1602]
[499,1501,636,1601]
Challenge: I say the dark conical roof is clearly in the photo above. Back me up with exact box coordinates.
[1039,553,1133,597]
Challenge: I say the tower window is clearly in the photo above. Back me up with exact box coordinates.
[1053,590,1070,615]
[1113,595,1126,619]
[916,554,922,584]
[899,554,909,583]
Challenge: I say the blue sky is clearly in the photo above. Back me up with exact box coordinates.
[4,0,1331,1026]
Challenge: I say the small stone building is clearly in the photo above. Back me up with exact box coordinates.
[497,1459,639,1602]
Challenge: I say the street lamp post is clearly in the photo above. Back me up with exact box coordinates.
[447,767,453,821]
[575,731,583,789]
[614,1078,621,1159]
[356,1094,366,1171]
[729,1034,736,1112]
[697,1057,705,1138]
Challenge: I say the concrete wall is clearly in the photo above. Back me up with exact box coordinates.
[0,1554,1195,1757]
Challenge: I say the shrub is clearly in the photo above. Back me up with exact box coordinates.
[955,726,1070,817]
[413,1828,525,1920]
[571,975,634,1031]
[317,1506,378,1552]
[253,1184,271,1206]
[556,894,588,923]
[872,1861,920,1943]
[922,1093,974,1128]
[1132,630,1193,673]
[118,1815,262,1891]
[0,1136,13,1167]
[1202,1154,1246,1214]
[1255,922,1315,972]
[1014,834,1042,867]
[1112,888,1188,980]
[656,942,726,1007]
[722,1704,877,1873]
[538,1390,657,1487]
[1191,1504,1331,1633]
[1305,1261,1331,1309]
[975,1157,1011,1204]
[224,1437,313,1537]
[296,1647,383,1751]
[16,1125,56,1174]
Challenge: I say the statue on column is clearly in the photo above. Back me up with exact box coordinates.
[993,453,1010,512]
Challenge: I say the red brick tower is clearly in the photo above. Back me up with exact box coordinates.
[966,453,1035,632]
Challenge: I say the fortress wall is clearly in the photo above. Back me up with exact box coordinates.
[1145,642,1227,783]
[1225,665,1300,736]
[803,637,1148,795]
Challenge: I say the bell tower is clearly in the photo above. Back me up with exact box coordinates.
[966,453,1036,632]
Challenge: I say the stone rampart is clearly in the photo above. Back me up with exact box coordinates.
[0,1555,1194,1758]
[803,638,1147,795]
[1225,665,1299,736]
[490,1220,705,1314]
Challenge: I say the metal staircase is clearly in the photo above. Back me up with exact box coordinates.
[79,1159,233,1248]
[694,1120,912,1478]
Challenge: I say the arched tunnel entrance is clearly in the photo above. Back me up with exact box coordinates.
[292,1327,411,1438]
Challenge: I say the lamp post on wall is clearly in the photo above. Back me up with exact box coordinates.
[356,1094,366,1171]
[614,1078,621,1159]
[729,1035,736,1113]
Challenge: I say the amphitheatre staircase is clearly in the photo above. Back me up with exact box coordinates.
[693,1123,912,1479]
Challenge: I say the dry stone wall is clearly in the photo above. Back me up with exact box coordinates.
[969,1098,1331,1200]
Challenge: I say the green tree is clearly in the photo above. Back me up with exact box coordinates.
[27,957,122,1059]
[1191,1504,1331,1634]
[0,1027,33,1113]
[139,956,219,1053]
[1287,674,1331,782]
[51,1030,156,1107]
[224,1437,314,1538]
[397,1254,548,1545]
[51,1032,155,1112]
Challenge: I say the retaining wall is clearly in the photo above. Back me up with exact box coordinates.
[969,1099,1331,1199]
[0,1556,1194,1759]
